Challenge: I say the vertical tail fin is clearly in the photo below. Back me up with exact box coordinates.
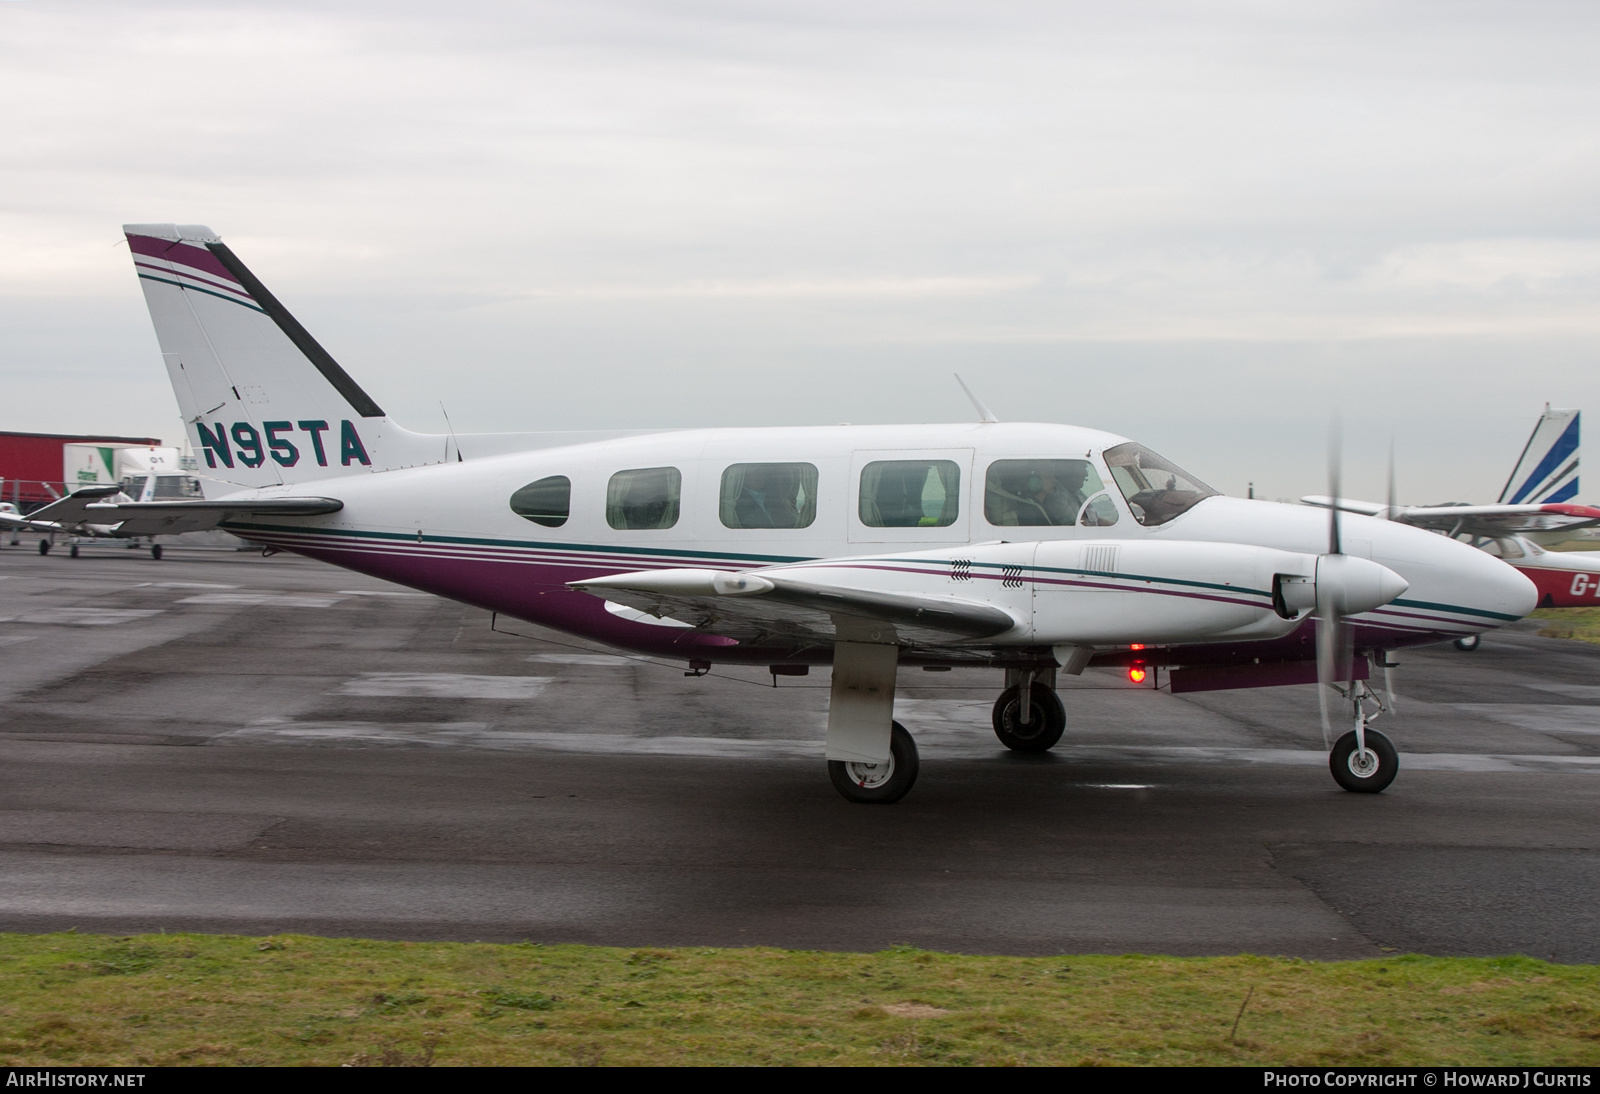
[125,224,439,487]
[1498,404,1579,504]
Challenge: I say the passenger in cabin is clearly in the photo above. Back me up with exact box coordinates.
[734,465,801,529]
[607,466,681,530]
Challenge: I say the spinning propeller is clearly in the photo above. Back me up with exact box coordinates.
[1312,425,1408,748]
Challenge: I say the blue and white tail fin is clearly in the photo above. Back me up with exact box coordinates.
[125,224,441,489]
[1499,404,1579,505]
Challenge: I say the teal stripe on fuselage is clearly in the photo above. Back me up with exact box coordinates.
[230,520,1509,621]
[224,519,813,565]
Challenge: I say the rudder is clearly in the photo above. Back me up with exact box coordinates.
[125,223,439,487]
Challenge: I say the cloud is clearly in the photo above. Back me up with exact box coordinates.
[2,1,1600,501]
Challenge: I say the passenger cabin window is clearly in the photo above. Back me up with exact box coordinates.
[720,463,818,529]
[509,475,571,527]
[859,460,960,528]
[607,467,681,530]
[1103,442,1219,527]
[984,459,1116,527]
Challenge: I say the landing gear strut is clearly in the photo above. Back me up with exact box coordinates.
[1327,679,1398,793]
[991,668,1065,752]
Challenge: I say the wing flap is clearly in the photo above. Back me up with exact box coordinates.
[572,568,1018,645]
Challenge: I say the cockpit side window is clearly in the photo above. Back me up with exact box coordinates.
[1103,442,1219,527]
[984,459,1106,527]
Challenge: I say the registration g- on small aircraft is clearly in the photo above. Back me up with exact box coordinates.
[74,223,1536,805]
[1305,405,1600,647]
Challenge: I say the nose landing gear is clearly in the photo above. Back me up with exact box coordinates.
[1326,678,1399,793]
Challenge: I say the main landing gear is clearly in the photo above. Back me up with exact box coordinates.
[992,668,1066,752]
[828,721,920,804]
[1326,678,1399,794]
[821,650,1073,805]
[1453,634,1481,652]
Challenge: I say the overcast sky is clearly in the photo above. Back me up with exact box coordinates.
[3,0,1599,502]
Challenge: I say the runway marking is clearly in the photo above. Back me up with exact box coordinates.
[137,581,240,589]
[1455,704,1600,736]
[525,653,634,666]
[335,673,551,700]
[0,608,164,626]
[177,593,344,608]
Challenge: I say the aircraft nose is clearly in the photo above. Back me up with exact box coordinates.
[1493,557,1539,619]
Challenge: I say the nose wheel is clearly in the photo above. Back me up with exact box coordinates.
[1330,727,1398,792]
[828,721,919,804]
[1325,679,1399,793]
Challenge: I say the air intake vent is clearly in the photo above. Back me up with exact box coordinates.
[1083,545,1118,574]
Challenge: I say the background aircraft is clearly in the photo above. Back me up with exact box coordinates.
[71,224,1537,804]
[1305,405,1600,647]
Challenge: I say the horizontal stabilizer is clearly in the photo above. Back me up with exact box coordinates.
[84,495,343,537]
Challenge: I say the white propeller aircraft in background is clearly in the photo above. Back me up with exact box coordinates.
[56,223,1537,805]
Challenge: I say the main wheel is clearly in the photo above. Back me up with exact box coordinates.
[151,544,163,560]
[1330,728,1398,793]
[828,721,919,804]
[991,683,1066,752]
[38,540,50,556]
[1453,634,1480,652]
[68,544,79,558]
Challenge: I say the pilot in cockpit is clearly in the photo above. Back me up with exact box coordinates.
[990,461,1090,526]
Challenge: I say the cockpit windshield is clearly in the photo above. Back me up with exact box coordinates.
[1102,442,1219,527]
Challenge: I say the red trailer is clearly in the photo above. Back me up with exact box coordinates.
[0,431,163,511]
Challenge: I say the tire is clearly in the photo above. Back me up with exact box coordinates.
[38,540,50,555]
[1453,634,1480,652]
[828,721,920,804]
[151,544,163,560]
[1330,728,1398,794]
[991,683,1067,752]
[69,544,79,558]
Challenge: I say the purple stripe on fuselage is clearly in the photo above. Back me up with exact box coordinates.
[126,235,241,286]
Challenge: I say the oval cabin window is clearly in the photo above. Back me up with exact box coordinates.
[509,475,572,527]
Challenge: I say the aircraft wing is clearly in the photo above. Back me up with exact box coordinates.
[1302,495,1600,536]
[570,568,1018,646]
[80,496,344,536]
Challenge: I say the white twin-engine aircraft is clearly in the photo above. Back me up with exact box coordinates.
[97,224,1535,804]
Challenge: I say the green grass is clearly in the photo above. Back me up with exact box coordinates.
[1531,607,1600,644]
[0,934,1598,1066]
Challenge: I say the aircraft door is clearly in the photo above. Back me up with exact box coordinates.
[848,449,973,545]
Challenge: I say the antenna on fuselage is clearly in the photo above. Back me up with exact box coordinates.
[954,374,999,424]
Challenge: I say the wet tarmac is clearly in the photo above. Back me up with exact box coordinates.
[1,542,1597,959]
